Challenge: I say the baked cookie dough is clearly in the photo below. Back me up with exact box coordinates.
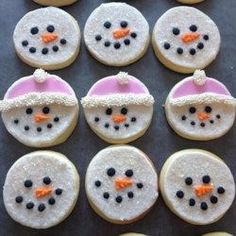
[177,0,205,4]
[0,69,79,147]
[152,6,220,73]
[120,234,147,236]
[84,3,150,66]
[13,7,81,70]
[85,145,158,224]
[81,72,154,144]
[165,70,236,141]
[33,0,78,6]
[3,151,80,229]
[160,149,235,225]
[202,233,233,236]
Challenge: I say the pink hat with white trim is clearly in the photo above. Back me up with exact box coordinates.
[0,69,78,111]
[169,70,236,106]
[81,72,154,108]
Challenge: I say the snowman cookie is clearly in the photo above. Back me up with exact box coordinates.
[13,7,81,70]
[33,0,77,6]
[165,70,236,141]
[84,3,150,66]
[160,149,235,225]
[81,72,154,144]
[85,145,158,224]
[152,7,220,73]
[3,151,80,229]
[177,0,205,4]
[0,69,79,147]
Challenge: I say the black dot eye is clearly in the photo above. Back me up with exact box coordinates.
[47,25,55,33]
[185,177,193,185]
[205,106,212,113]
[189,107,196,114]
[104,21,111,29]
[172,27,180,35]
[189,25,198,32]
[202,175,211,184]
[106,108,112,115]
[42,107,50,114]
[125,169,133,177]
[121,107,128,115]
[43,176,51,185]
[120,21,128,28]
[31,27,39,35]
[26,108,33,115]
[24,180,33,188]
[107,167,116,177]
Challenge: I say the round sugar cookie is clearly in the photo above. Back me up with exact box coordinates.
[85,145,158,224]
[3,151,80,229]
[0,69,79,147]
[165,70,236,141]
[13,7,81,70]
[177,0,205,4]
[33,0,77,6]
[84,3,150,66]
[81,72,154,144]
[202,233,233,236]
[152,6,221,73]
[160,149,235,225]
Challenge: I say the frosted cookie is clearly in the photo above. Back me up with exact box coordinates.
[3,151,80,229]
[160,149,235,225]
[85,145,158,224]
[202,233,233,236]
[33,0,77,6]
[152,7,220,73]
[81,72,154,144]
[177,0,205,4]
[120,234,147,236]
[165,70,236,141]
[0,69,79,147]
[13,7,80,70]
[84,3,149,66]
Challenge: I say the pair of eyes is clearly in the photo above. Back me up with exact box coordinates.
[103,21,128,29]
[106,107,128,115]
[24,176,52,188]
[185,175,211,186]
[188,106,212,114]
[26,107,50,115]
[107,168,133,177]
[30,25,55,35]
[172,24,198,35]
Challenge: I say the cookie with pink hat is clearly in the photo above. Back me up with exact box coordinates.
[13,7,81,70]
[165,70,236,140]
[33,0,78,6]
[81,72,154,144]
[0,69,79,147]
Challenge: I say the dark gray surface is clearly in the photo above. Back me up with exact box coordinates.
[0,0,235,235]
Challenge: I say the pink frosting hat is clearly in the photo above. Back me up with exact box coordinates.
[81,72,154,108]
[169,70,236,106]
[0,69,78,111]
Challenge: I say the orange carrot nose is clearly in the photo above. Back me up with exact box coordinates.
[115,178,133,191]
[112,115,127,124]
[35,187,53,199]
[113,28,130,39]
[181,32,200,43]
[41,33,58,44]
[34,113,50,123]
[194,184,214,197]
[197,112,210,121]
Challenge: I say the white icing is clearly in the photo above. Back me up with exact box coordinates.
[81,94,154,108]
[161,150,235,225]
[3,151,80,229]
[84,3,150,66]
[86,146,158,223]
[117,72,129,85]
[193,70,206,86]
[13,7,80,69]
[33,69,48,83]
[152,7,221,72]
